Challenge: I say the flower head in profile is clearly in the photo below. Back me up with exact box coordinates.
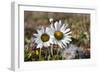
[49,19,72,48]
[33,27,52,48]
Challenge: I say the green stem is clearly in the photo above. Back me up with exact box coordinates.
[39,48,41,60]
[57,48,59,56]
[48,47,51,60]
[51,45,53,57]
[61,49,64,60]
[56,48,60,59]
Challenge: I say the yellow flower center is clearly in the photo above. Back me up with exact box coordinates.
[54,31,63,40]
[41,33,50,42]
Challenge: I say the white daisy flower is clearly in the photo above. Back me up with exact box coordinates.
[50,20,72,48]
[33,27,52,48]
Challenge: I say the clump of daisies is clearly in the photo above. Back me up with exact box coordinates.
[33,18,75,60]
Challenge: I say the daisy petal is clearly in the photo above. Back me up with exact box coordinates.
[33,34,38,37]
[54,21,58,31]
[58,20,62,29]
[64,28,70,33]
[57,42,63,48]
[60,24,66,32]
[37,43,42,48]
[50,23,55,31]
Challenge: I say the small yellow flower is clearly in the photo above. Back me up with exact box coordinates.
[35,50,39,55]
